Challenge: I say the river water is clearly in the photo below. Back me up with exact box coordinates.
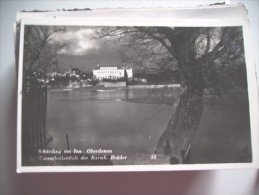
[46,87,177,156]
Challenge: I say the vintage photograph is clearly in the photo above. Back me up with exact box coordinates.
[19,23,253,168]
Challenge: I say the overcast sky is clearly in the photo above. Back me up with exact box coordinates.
[52,26,123,73]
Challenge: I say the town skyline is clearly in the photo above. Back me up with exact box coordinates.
[56,47,124,73]
[53,26,125,73]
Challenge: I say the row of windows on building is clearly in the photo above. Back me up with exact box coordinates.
[93,66,133,80]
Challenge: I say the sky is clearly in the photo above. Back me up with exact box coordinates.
[52,26,123,73]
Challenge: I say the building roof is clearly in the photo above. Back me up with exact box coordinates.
[93,66,132,70]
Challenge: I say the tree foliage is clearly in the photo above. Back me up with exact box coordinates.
[96,26,246,91]
[23,25,65,75]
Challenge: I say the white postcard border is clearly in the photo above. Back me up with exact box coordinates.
[17,14,259,172]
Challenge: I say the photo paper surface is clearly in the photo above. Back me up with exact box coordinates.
[16,5,259,172]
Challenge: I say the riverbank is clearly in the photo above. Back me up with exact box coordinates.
[123,92,249,105]
[48,83,181,90]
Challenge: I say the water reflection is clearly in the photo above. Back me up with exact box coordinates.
[46,87,177,155]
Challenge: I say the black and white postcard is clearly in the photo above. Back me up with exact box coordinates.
[16,5,259,172]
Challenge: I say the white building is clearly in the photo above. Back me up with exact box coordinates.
[93,66,133,81]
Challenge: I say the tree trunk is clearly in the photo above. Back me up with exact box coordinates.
[155,28,205,163]
[155,84,204,163]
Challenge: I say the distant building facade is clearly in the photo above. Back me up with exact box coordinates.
[93,66,133,81]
